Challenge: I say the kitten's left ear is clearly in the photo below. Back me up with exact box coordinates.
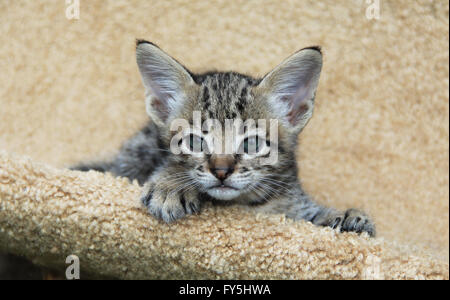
[257,47,323,133]
[136,40,195,125]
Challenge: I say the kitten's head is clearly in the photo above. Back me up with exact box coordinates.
[136,40,322,203]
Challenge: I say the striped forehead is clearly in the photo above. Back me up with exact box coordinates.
[194,72,260,120]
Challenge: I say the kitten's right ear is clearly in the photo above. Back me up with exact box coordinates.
[256,47,323,133]
[136,40,195,125]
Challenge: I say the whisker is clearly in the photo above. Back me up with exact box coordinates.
[256,182,281,199]
[263,174,297,183]
[147,148,174,153]
[251,184,273,203]
[260,178,292,194]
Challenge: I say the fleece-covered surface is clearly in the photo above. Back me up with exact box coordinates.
[0,151,448,279]
[0,0,448,279]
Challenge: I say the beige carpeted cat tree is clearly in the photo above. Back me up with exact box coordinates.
[0,151,448,279]
[0,1,448,279]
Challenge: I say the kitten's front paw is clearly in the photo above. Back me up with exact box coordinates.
[141,182,201,223]
[325,209,376,237]
[340,208,376,237]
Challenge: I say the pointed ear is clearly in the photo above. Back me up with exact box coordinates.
[257,47,323,133]
[136,40,195,125]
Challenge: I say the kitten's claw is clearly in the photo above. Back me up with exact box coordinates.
[141,182,201,223]
[322,208,375,237]
[340,208,376,237]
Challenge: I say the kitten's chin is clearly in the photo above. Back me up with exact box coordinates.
[206,187,241,201]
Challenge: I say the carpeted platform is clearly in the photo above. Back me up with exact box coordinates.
[0,0,448,279]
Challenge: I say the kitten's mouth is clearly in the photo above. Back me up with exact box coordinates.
[214,184,238,191]
[207,184,241,200]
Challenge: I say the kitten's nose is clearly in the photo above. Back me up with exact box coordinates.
[209,155,235,181]
[211,166,234,181]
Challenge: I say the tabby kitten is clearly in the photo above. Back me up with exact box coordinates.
[73,40,375,236]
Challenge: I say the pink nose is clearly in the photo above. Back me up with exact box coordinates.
[209,155,235,181]
[211,167,234,180]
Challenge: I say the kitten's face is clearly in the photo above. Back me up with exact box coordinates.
[171,73,294,201]
[136,41,322,202]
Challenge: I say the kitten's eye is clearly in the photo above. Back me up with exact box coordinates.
[242,136,265,155]
[187,134,205,153]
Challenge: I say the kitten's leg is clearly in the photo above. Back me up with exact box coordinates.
[255,186,376,237]
[141,164,201,223]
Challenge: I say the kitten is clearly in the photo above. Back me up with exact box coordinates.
[73,40,375,237]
